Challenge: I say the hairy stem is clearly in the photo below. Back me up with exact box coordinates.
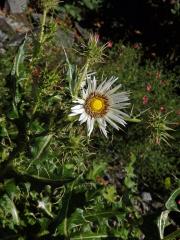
[39,9,47,44]
[63,181,75,237]
[125,117,141,123]
[74,60,89,98]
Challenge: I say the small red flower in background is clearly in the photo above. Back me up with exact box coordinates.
[107,41,113,48]
[143,95,148,105]
[133,43,141,49]
[160,106,165,112]
[146,83,152,92]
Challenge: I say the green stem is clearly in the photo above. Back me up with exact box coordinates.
[2,166,74,187]
[163,229,180,240]
[74,61,89,98]
[125,117,141,123]
[32,100,39,115]
[39,9,47,44]
[64,181,75,238]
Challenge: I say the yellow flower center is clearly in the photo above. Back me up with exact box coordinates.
[84,93,109,118]
[90,98,104,111]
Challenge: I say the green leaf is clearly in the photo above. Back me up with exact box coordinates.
[31,134,53,160]
[158,210,170,239]
[71,231,128,239]
[26,134,53,171]
[83,0,101,10]
[29,120,45,135]
[84,209,122,222]
[165,188,180,212]
[63,47,78,96]
[124,153,137,190]
[164,177,171,190]
[87,161,107,181]
[1,194,20,226]
[4,179,20,199]
[58,208,85,233]
[103,185,117,203]
[11,37,26,77]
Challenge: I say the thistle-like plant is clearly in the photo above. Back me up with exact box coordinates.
[147,110,175,146]
[39,0,59,44]
[81,33,107,65]
[68,34,109,98]
[40,0,59,11]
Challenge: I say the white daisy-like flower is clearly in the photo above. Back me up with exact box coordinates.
[69,74,130,137]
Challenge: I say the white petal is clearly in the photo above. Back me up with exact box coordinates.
[96,79,107,92]
[111,102,130,109]
[87,78,93,94]
[79,112,88,123]
[73,99,85,104]
[71,105,84,110]
[97,118,108,137]
[106,84,122,95]
[110,108,129,117]
[92,76,97,92]
[82,89,88,99]
[111,92,130,103]
[80,116,88,124]
[99,125,108,138]
[107,112,126,126]
[71,108,85,114]
[69,112,79,117]
[89,118,95,136]
[87,117,95,136]
[98,77,118,92]
[86,72,96,81]
[104,116,120,130]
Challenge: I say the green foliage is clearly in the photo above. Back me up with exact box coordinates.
[147,110,175,145]
[0,5,179,239]
[158,188,180,240]
[98,42,180,191]
[60,0,103,21]
[0,8,144,240]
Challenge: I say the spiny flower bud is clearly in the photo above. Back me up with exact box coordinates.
[40,0,59,11]
[82,33,107,65]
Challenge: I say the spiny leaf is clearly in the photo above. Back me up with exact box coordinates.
[158,210,170,239]
[11,36,26,77]
[63,46,78,96]
[165,188,180,212]
[27,134,53,170]
[31,134,53,160]
[84,209,123,222]
[2,194,20,226]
